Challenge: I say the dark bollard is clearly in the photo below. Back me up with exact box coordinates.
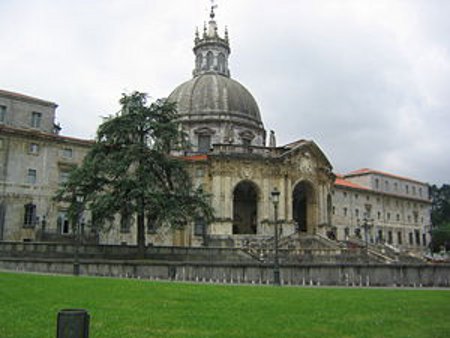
[57,309,90,338]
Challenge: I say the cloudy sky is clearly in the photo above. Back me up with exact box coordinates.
[1,0,449,185]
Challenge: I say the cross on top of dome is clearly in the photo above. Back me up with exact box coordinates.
[210,0,218,19]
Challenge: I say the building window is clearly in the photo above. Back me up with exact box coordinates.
[198,135,211,153]
[397,231,402,245]
[23,203,37,227]
[414,230,420,246]
[405,185,409,194]
[62,148,73,158]
[355,194,358,199]
[396,214,400,222]
[29,143,39,155]
[343,208,348,216]
[419,188,422,197]
[343,192,347,198]
[407,215,411,222]
[31,112,42,128]
[194,217,206,236]
[375,179,379,189]
[218,53,226,73]
[120,207,132,233]
[0,105,6,123]
[385,181,389,191]
[366,195,370,201]
[59,171,70,184]
[57,211,70,234]
[27,169,37,184]
[394,182,398,191]
[332,206,336,215]
[387,212,391,221]
[422,233,427,247]
[355,209,359,217]
[147,214,157,233]
[344,227,350,238]
[206,51,214,70]
[195,168,204,178]
[377,211,381,220]
[378,230,383,243]
[388,231,393,244]
[409,232,413,245]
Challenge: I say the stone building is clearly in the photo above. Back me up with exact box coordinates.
[0,8,432,254]
[0,90,92,242]
[333,169,431,252]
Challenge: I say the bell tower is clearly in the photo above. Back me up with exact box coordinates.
[193,5,230,77]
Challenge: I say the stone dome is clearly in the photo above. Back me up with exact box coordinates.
[167,8,266,150]
[168,73,263,130]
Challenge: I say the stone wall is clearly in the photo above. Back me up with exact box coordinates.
[0,242,448,287]
[1,257,449,287]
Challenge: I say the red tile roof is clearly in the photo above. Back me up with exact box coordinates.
[180,154,208,161]
[345,168,425,185]
[334,177,370,191]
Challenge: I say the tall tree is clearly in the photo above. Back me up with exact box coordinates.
[56,92,213,256]
[430,184,450,251]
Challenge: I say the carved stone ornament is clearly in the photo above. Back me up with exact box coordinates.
[240,164,253,179]
[298,157,314,174]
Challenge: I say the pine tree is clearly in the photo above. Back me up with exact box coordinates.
[56,92,213,256]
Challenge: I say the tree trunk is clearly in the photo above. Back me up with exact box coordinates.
[137,130,146,259]
[137,207,145,259]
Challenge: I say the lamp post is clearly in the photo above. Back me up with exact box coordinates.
[271,188,281,286]
[73,195,83,276]
[358,213,374,264]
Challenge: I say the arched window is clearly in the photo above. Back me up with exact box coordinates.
[196,54,203,70]
[217,53,225,73]
[206,51,214,70]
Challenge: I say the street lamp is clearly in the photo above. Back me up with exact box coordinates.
[358,213,374,264]
[271,188,281,286]
[73,194,84,276]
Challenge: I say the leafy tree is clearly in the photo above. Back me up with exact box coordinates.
[430,184,450,251]
[56,92,213,256]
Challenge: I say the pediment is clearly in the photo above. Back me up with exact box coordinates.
[280,139,333,172]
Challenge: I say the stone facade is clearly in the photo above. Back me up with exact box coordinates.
[332,170,431,252]
[0,90,92,242]
[0,8,433,257]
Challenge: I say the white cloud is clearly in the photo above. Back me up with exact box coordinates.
[0,0,449,184]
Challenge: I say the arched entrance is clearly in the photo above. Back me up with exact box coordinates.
[292,181,316,233]
[233,181,258,234]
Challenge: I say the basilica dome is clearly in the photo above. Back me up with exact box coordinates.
[168,73,263,129]
[167,8,266,151]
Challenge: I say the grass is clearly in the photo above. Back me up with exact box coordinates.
[0,272,449,338]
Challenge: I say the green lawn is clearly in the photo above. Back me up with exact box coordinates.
[0,272,449,338]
